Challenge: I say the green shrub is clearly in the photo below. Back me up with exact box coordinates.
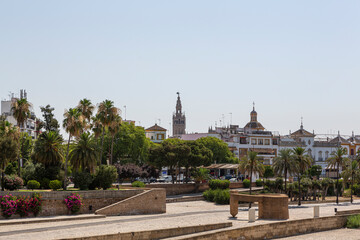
[214,189,230,204]
[209,179,230,190]
[132,181,146,188]
[73,172,93,190]
[93,165,118,190]
[27,180,40,190]
[347,214,360,228]
[243,179,250,188]
[256,179,263,187]
[203,189,216,202]
[40,178,50,189]
[4,175,24,190]
[49,180,62,190]
[352,184,360,196]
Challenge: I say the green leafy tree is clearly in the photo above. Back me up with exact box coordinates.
[239,151,264,196]
[342,160,359,203]
[308,165,322,179]
[39,104,60,132]
[273,149,295,192]
[33,131,63,166]
[263,166,274,179]
[148,139,190,184]
[327,147,350,204]
[110,122,151,164]
[63,108,83,189]
[19,132,33,165]
[0,120,19,191]
[197,137,237,163]
[69,132,98,174]
[292,147,312,206]
[184,140,213,182]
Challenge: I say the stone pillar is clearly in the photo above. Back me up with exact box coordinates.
[314,206,320,218]
[249,208,256,222]
[230,193,238,217]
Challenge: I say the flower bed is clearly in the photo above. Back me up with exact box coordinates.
[0,193,42,218]
[64,193,83,214]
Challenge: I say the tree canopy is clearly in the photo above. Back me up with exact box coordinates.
[196,137,237,163]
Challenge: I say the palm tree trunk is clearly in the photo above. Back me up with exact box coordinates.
[99,127,105,164]
[284,166,287,194]
[351,172,354,204]
[1,170,4,191]
[64,134,71,190]
[336,163,339,205]
[249,167,253,208]
[110,135,114,165]
[298,173,301,206]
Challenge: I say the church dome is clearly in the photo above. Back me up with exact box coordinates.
[244,103,265,131]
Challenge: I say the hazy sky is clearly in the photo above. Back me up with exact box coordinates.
[1,1,360,137]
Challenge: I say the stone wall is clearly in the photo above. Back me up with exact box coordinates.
[144,182,254,196]
[0,189,144,218]
[95,189,166,216]
[179,214,349,240]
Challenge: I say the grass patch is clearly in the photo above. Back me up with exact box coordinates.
[347,215,360,228]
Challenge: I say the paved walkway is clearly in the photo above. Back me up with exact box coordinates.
[0,200,359,239]
[279,228,360,239]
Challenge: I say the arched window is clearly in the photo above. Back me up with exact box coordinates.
[318,151,323,161]
[325,151,329,160]
[308,149,312,157]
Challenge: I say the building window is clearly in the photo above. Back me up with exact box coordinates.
[151,136,154,140]
[158,134,162,140]
[240,138,247,144]
[318,151,323,161]
[251,138,257,145]
[272,139,278,145]
[258,139,263,145]
[351,149,355,156]
[265,139,270,145]
[325,151,329,160]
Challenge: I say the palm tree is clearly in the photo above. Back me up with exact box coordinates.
[327,147,350,205]
[69,132,98,173]
[33,131,64,166]
[96,100,119,164]
[63,108,83,189]
[239,151,264,196]
[77,98,94,131]
[11,98,31,175]
[273,149,295,193]
[342,160,359,203]
[292,147,312,206]
[11,98,31,131]
[108,115,122,165]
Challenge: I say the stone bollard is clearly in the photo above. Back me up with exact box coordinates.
[249,208,256,222]
[314,206,320,218]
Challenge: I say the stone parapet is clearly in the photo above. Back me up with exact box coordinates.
[95,188,166,216]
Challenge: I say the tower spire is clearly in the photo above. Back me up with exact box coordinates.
[300,117,303,130]
[253,101,255,111]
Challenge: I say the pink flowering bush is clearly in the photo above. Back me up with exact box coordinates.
[16,196,30,217]
[28,193,42,216]
[0,193,43,218]
[0,195,17,218]
[4,175,24,191]
[64,193,83,214]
